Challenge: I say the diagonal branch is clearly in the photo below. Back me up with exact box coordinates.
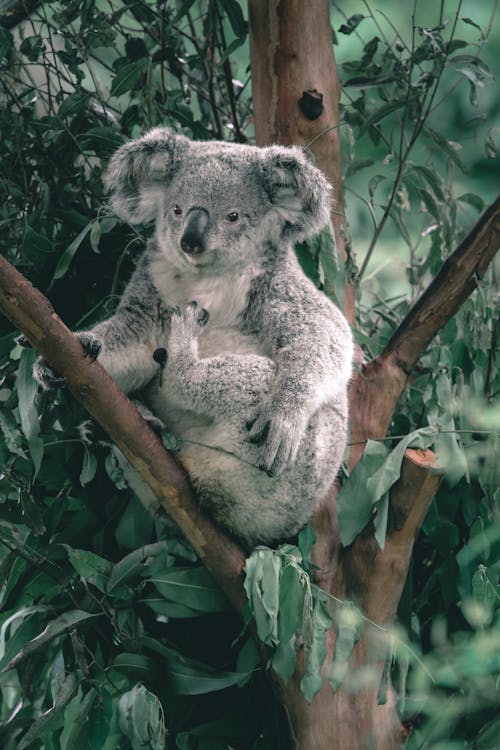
[0,255,248,613]
[385,194,500,373]
[349,195,500,467]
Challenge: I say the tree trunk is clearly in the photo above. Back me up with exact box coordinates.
[249,3,440,748]
[248,0,355,325]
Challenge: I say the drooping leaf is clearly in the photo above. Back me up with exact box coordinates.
[328,603,361,690]
[5,610,98,669]
[149,565,229,614]
[110,61,148,97]
[80,444,98,486]
[64,545,113,593]
[118,685,165,750]
[60,688,97,750]
[17,673,79,750]
[300,594,333,702]
[244,548,282,645]
[17,348,44,476]
[51,222,93,284]
[108,541,170,595]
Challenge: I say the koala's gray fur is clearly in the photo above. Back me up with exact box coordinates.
[34,127,353,548]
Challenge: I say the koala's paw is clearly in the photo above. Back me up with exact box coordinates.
[169,301,209,349]
[172,301,209,330]
[247,408,308,476]
[32,331,102,390]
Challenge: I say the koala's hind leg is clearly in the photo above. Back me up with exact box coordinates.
[160,302,275,420]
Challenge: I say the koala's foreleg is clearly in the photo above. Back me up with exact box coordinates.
[160,302,275,421]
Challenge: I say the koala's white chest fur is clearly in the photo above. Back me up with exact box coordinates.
[147,255,271,435]
[150,256,269,358]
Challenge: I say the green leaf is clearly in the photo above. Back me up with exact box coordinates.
[300,594,333,701]
[112,653,157,681]
[18,673,79,750]
[60,688,96,750]
[271,636,297,683]
[5,610,99,670]
[64,545,113,592]
[115,495,154,549]
[244,548,281,645]
[424,127,468,172]
[411,164,446,202]
[0,408,25,458]
[346,158,375,177]
[150,565,229,614]
[17,348,44,476]
[51,222,93,285]
[338,14,365,35]
[457,192,485,212]
[80,445,98,486]
[318,223,346,310]
[108,541,170,595]
[359,99,409,135]
[344,73,396,89]
[118,685,165,750]
[471,565,496,619]
[59,90,90,117]
[328,603,361,690]
[23,225,53,260]
[142,597,204,619]
[110,61,148,97]
[216,0,248,38]
[338,427,438,548]
[337,441,388,546]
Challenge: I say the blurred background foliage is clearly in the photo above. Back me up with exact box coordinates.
[0,1,498,748]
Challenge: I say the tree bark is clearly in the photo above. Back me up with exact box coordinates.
[248,0,355,325]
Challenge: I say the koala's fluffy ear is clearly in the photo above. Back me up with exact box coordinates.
[104,128,188,223]
[260,146,332,241]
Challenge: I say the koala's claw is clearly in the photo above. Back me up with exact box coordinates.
[79,333,102,361]
[33,357,67,390]
[171,301,210,332]
[247,409,307,476]
[32,331,101,390]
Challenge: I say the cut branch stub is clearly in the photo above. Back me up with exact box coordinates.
[345,448,443,624]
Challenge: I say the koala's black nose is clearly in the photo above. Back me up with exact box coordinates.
[180,208,209,255]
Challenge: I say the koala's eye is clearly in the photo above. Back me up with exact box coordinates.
[226,211,239,223]
[173,205,182,216]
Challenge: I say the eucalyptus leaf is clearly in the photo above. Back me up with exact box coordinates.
[17,348,44,476]
[118,685,165,750]
[328,603,361,691]
[300,594,333,702]
[150,566,229,613]
[64,545,113,592]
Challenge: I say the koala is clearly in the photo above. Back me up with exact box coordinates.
[34,127,353,548]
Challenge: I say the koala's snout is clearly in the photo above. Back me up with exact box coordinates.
[180,207,209,255]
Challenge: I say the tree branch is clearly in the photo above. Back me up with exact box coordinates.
[349,195,500,468]
[386,194,500,373]
[0,255,248,613]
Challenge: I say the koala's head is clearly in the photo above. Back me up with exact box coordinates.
[105,127,332,272]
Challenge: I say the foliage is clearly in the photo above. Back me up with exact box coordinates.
[0,1,499,749]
